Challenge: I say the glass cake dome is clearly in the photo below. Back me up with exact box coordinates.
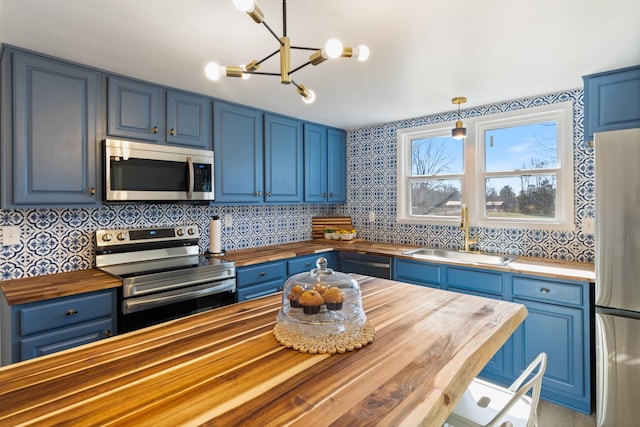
[276,257,367,338]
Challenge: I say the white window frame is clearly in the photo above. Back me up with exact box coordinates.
[397,101,575,231]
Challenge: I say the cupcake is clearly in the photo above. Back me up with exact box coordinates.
[323,287,345,310]
[288,284,305,308]
[313,283,328,297]
[298,290,324,314]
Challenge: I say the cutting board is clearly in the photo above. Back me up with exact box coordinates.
[312,216,353,239]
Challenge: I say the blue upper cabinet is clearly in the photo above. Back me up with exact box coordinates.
[264,114,304,203]
[304,124,346,204]
[583,65,640,143]
[107,76,212,149]
[327,127,346,203]
[1,49,101,207]
[213,101,264,203]
[166,90,211,149]
[107,76,164,142]
[303,123,328,203]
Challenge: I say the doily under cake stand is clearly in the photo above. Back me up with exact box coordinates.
[273,322,375,354]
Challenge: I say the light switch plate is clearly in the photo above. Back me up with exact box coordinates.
[582,218,595,235]
[0,226,20,246]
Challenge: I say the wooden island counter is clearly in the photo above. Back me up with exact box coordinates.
[0,276,527,426]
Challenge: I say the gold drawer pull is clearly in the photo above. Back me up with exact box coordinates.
[66,309,79,316]
[540,288,550,294]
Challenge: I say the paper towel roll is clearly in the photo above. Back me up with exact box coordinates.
[209,216,222,254]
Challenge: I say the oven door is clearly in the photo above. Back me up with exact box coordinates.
[119,278,236,332]
[104,138,214,201]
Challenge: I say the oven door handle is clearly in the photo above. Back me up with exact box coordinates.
[186,156,194,200]
[123,278,236,314]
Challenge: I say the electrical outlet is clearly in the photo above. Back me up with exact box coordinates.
[0,226,20,246]
[224,214,233,228]
[368,211,376,223]
[582,218,595,235]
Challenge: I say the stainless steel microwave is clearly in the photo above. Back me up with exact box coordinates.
[104,139,214,202]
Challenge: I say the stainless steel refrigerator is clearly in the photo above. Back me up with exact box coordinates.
[595,127,640,426]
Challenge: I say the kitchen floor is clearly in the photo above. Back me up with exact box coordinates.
[538,400,596,427]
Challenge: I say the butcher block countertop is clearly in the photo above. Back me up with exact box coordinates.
[223,239,596,282]
[0,239,594,306]
[0,275,527,426]
[0,269,121,305]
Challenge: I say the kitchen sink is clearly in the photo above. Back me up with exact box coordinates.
[402,248,518,266]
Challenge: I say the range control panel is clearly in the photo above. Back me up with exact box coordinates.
[95,225,200,247]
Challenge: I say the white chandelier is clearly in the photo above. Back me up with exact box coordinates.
[205,0,369,104]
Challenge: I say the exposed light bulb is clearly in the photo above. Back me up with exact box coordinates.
[356,45,370,61]
[204,62,223,81]
[302,89,316,104]
[240,64,251,80]
[233,0,255,13]
[325,39,343,59]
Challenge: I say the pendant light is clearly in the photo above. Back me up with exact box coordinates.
[452,97,467,139]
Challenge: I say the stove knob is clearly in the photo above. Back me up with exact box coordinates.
[101,233,113,242]
[187,227,196,235]
[176,229,184,236]
[117,232,127,241]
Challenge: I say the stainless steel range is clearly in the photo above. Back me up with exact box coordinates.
[95,224,235,333]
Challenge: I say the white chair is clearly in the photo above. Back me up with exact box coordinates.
[445,352,547,427]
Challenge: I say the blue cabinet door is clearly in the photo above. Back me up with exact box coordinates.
[583,65,640,143]
[264,114,303,203]
[213,101,264,203]
[512,298,587,413]
[304,123,328,203]
[107,76,163,142]
[6,51,100,207]
[327,128,346,203]
[303,124,346,204]
[166,90,212,149]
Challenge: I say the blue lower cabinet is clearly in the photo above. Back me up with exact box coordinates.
[287,252,338,276]
[236,260,286,301]
[391,257,592,414]
[511,275,591,414]
[392,258,442,288]
[4,289,117,365]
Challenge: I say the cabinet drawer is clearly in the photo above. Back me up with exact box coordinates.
[236,280,283,301]
[287,253,335,276]
[19,291,114,336]
[393,259,441,287]
[447,267,503,295]
[236,261,286,288]
[20,318,113,361]
[512,276,583,306]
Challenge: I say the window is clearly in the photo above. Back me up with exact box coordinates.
[397,101,574,230]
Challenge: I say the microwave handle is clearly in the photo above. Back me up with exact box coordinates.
[186,156,194,199]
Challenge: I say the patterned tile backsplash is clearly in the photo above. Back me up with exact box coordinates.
[0,88,594,281]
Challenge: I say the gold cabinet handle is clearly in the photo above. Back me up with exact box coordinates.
[66,309,79,316]
[321,193,326,198]
[260,272,266,276]
[104,330,112,338]
[266,191,272,197]
[90,187,96,195]
[153,126,158,134]
[170,128,176,136]
[540,288,550,294]
[256,191,262,197]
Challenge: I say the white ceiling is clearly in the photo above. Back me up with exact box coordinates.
[1,0,639,129]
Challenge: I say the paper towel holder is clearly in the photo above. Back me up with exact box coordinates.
[206,215,226,257]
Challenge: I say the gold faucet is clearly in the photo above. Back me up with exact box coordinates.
[460,204,479,252]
